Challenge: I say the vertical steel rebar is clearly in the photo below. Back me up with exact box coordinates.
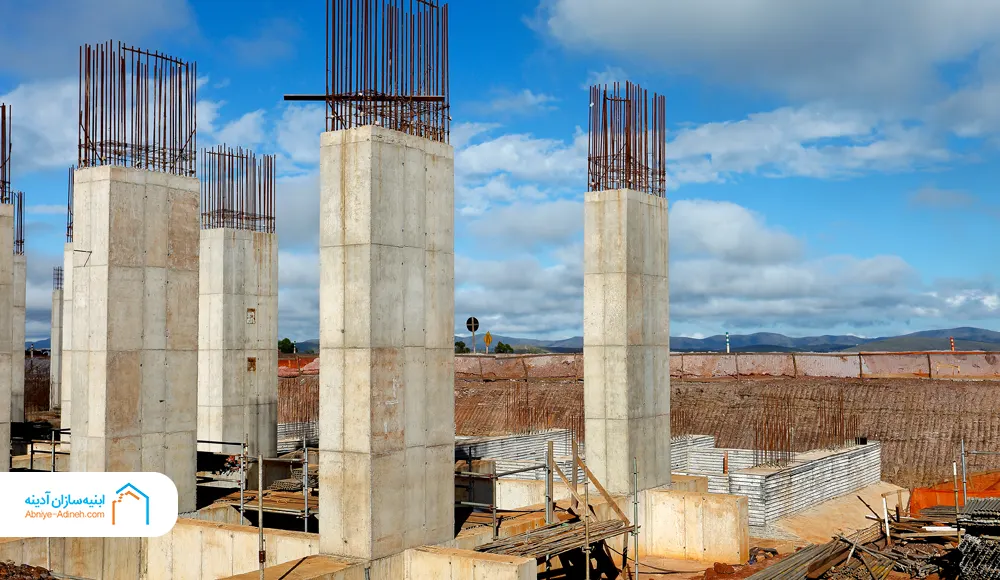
[587,82,667,196]
[0,104,10,204]
[13,189,24,255]
[79,41,196,176]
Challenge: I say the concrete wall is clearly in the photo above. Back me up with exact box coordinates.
[639,489,749,565]
[10,253,24,421]
[50,287,63,410]
[454,352,1000,381]
[318,126,455,560]
[0,203,11,470]
[69,166,199,513]
[60,242,73,441]
[583,189,670,495]
[407,546,536,580]
[198,228,278,457]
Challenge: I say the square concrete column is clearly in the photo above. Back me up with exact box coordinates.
[60,243,73,442]
[10,254,24,422]
[68,166,199,513]
[198,228,278,457]
[0,203,12,471]
[583,189,670,495]
[318,126,455,560]
[50,285,63,410]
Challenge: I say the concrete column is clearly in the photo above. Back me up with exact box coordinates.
[50,286,63,410]
[60,243,73,442]
[318,126,455,560]
[0,203,12,472]
[11,254,24,422]
[197,228,278,457]
[69,166,199,513]
[583,189,670,495]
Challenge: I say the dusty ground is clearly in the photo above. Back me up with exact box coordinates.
[454,376,1000,489]
[772,481,907,543]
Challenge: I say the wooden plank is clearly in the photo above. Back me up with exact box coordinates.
[577,457,631,525]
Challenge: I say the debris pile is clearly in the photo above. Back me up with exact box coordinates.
[0,561,52,579]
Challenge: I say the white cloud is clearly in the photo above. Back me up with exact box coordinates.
[0,79,77,174]
[212,110,267,147]
[484,90,558,114]
[670,200,800,264]
[275,104,325,169]
[466,199,582,251]
[666,105,950,186]
[456,130,587,183]
[583,66,628,89]
[452,122,500,149]
[26,205,67,216]
[540,0,1000,105]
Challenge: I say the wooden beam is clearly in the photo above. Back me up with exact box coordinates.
[577,457,631,525]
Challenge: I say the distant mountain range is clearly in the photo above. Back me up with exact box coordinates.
[33,327,1000,354]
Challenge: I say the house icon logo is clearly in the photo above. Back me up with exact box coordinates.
[112,483,150,526]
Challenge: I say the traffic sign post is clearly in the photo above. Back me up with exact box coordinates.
[466,317,479,354]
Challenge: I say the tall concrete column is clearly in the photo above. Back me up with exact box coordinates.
[69,166,199,512]
[0,203,12,471]
[50,272,63,410]
[60,243,73,441]
[583,189,670,495]
[11,254,24,422]
[318,126,455,560]
[198,228,278,457]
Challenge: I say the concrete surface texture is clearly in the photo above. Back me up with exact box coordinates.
[197,228,278,457]
[773,481,908,544]
[318,126,455,560]
[0,203,11,471]
[10,253,24,421]
[583,188,670,495]
[49,286,62,410]
[68,166,200,513]
[639,489,750,565]
[59,242,73,441]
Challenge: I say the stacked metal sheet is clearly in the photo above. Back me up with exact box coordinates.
[959,534,1000,580]
[959,497,1000,527]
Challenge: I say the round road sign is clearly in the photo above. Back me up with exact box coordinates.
[466,317,479,332]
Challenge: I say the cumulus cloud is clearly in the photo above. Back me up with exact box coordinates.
[670,200,800,264]
[275,104,325,170]
[480,90,558,115]
[539,0,1000,106]
[0,79,77,174]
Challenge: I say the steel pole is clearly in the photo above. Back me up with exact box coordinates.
[961,438,968,504]
[259,453,265,579]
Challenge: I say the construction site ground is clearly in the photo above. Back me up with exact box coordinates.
[454,376,1000,489]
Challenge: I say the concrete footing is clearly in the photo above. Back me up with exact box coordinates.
[0,203,11,470]
[197,228,278,457]
[68,166,200,512]
[11,253,24,421]
[318,126,456,560]
[60,242,73,442]
[583,189,671,495]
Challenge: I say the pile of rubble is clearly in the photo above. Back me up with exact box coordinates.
[0,561,52,579]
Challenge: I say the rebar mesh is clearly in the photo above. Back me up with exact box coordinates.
[66,166,74,243]
[587,81,667,196]
[78,41,197,176]
[200,145,276,232]
[12,189,23,254]
[53,267,64,291]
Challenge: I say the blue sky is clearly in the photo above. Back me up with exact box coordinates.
[1,0,999,342]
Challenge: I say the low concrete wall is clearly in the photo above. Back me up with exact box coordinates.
[639,489,749,565]
[408,546,536,580]
[450,352,1000,381]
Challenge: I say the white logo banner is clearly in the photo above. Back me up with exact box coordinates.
[0,472,178,537]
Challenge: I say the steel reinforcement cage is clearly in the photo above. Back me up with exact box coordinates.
[78,41,197,176]
[200,145,276,233]
[587,81,667,196]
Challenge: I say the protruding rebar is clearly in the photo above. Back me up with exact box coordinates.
[200,145,276,233]
[587,81,667,196]
[0,104,10,203]
[67,166,74,243]
[13,189,24,254]
[53,267,64,291]
[78,41,197,176]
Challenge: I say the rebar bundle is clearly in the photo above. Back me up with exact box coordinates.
[66,166,74,243]
[324,0,450,141]
[78,41,197,176]
[959,534,1000,580]
[200,145,276,232]
[12,189,23,254]
[587,81,667,196]
[53,267,64,291]
[0,104,10,203]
